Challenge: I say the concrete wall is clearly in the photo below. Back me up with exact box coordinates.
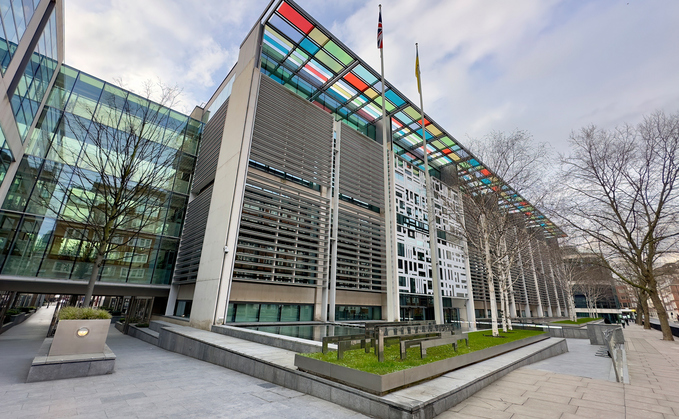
[189,25,262,330]
[335,290,384,307]
[177,283,195,300]
[230,282,317,305]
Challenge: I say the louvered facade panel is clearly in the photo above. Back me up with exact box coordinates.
[338,127,384,209]
[173,185,214,283]
[335,202,385,292]
[193,99,228,193]
[233,171,330,285]
[251,76,333,188]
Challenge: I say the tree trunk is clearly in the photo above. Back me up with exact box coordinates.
[500,276,507,332]
[638,290,650,329]
[648,288,674,341]
[504,287,513,331]
[636,299,643,325]
[569,290,577,322]
[83,253,104,307]
[481,215,499,337]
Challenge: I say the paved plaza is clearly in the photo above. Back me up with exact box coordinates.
[441,324,679,418]
[1,307,678,418]
[0,307,363,419]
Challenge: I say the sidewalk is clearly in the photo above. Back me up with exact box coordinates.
[442,323,679,418]
[1,315,677,418]
[0,308,364,419]
[0,306,56,388]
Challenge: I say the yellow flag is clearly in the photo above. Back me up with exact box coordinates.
[415,49,421,94]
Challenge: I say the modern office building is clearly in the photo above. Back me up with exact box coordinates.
[0,0,567,330]
[0,0,201,315]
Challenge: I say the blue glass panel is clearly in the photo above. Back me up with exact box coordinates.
[353,65,378,85]
[299,37,319,55]
[269,14,304,43]
[262,32,290,55]
[385,90,406,106]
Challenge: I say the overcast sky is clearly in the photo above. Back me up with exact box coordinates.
[64,0,679,156]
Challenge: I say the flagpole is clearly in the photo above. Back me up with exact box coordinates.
[379,5,399,322]
[416,43,443,324]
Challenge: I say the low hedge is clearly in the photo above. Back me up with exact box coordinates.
[59,307,112,320]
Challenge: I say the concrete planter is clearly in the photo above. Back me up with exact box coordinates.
[295,334,549,395]
[49,319,111,356]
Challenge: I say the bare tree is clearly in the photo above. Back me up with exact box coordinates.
[550,245,580,322]
[461,130,551,336]
[577,274,609,318]
[559,110,679,340]
[48,81,186,307]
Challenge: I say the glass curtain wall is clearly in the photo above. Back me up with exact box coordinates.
[0,65,202,285]
[0,0,39,73]
[10,7,57,141]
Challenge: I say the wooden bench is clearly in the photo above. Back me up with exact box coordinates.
[399,333,469,359]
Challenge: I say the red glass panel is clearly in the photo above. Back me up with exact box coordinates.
[304,63,328,82]
[278,2,314,34]
[344,72,368,91]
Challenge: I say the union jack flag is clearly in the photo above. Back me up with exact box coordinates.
[377,9,383,49]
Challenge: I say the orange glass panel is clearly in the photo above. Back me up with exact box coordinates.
[344,72,368,91]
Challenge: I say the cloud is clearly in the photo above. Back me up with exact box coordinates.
[65,0,679,158]
[65,0,270,112]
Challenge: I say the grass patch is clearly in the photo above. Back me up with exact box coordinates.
[301,329,544,375]
[552,317,598,325]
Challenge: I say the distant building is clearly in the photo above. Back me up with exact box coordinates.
[562,247,620,320]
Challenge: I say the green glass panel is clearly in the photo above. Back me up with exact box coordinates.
[431,140,445,149]
[314,50,342,73]
[440,137,455,147]
[324,41,353,65]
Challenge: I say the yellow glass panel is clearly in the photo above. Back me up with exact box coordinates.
[330,83,351,100]
[364,88,378,99]
[309,28,328,46]
[403,106,421,120]
[427,125,442,136]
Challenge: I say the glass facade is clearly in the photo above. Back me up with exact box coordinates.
[10,7,57,141]
[0,0,38,73]
[226,302,314,323]
[0,65,202,285]
[0,125,13,184]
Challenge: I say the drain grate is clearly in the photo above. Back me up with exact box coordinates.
[595,346,610,357]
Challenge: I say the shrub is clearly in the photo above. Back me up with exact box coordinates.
[6,309,20,316]
[18,307,35,313]
[136,323,149,328]
[59,307,112,320]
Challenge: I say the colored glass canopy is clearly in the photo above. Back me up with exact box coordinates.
[258,0,564,238]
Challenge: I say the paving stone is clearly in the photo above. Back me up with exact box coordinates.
[624,406,666,419]
[456,404,513,419]
[569,396,626,413]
